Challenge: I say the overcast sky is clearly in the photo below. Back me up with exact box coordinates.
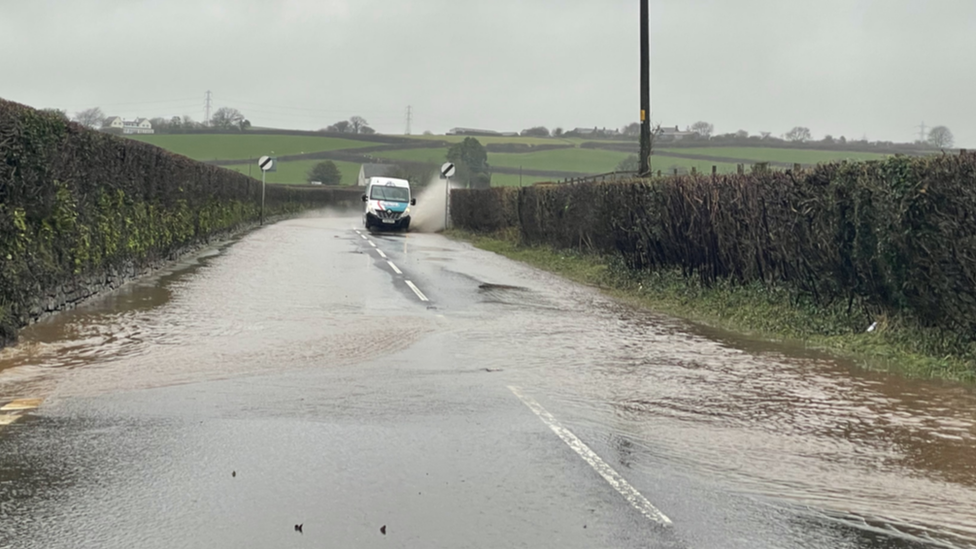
[2,0,973,146]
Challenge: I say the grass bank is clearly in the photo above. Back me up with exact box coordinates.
[448,230,976,383]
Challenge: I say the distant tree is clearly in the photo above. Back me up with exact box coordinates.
[326,120,352,133]
[520,126,550,137]
[822,134,835,144]
[41,108,69,121]
[211,107,245,130]
[785,126,812,142]
[447,137,491,188]
[360,126,376,135]
[73,107,105,128]
[735,129,748,139]
[615,154,639,172]
[838,135,847,144]
[239,119,251,131]
[928,126,954,149]
[552,127,564,137]
[691,121,714,137]
[307,161,342,185]
[350,116,371,134]
[149,117,169,132]
[760,131,772,140]
[182,115,198,129]
[621,122,640,137]
[422,130,433,136]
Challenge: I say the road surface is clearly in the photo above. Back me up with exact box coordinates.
[1,214,975,548]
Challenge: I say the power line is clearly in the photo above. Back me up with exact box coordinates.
[219,97,403,115]
[917,121,928,143]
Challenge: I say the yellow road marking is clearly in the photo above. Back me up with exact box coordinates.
[1,398,43,411]
[0,414,22,426]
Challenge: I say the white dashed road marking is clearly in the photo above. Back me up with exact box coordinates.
[360,234,368,240]
[508,386,672,527]
[404,281,429,302]
[387,261,403,275]
[376,249,387,259]
[369,241,377,248]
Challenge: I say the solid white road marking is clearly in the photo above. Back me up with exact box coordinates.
[405,280,429,302]
[507,386,672,527]
[387,261,403,275]
[376,249,388,259]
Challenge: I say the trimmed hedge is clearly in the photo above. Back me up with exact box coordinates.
[0,98,352,346]
[451,153,976,347]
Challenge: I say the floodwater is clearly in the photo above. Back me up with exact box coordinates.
[1,215,975,547]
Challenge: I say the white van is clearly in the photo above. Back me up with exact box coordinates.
[361,177,415,231]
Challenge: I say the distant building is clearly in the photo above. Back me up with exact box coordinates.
[103,116,154,135]
[447,127,503,137]
[358,163,397,187]
[658,125,696,141]
[566,127,621,138]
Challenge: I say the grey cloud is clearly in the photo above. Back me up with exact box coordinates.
[1,0,971,145]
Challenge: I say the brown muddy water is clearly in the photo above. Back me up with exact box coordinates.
[2,216,975,547]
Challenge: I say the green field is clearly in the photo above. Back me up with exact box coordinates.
[131,132,912,186]
[372,147,450,164]
[650,157,742,175]
[489,174,554,187]
[659,147,890,165]
[130,134,371,161]
[406,134,580,146]
[223,159,362,185]
[488,148,629,173]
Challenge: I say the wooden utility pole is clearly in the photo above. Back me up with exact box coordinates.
[639,0,651,175]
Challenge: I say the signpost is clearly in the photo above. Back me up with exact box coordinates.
[440,162,456,230]
[258,156,276,225]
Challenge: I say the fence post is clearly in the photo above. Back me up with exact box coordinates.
[673,169,678,176]
[793,163,801,172]
[691,167,697,175]
[737,164,744,175]
[712,165,717,175]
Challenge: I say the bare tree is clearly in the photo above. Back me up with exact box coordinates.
[760,131,772,140]
[691,121,714,137]
[211,107,246,130]
[73,107,105,128]
[350,116,369,133]
[325,120,352,133]
[928,126,954,149]
[785,126,812,142]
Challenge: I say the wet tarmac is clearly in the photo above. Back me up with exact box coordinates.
[1,214,974,548]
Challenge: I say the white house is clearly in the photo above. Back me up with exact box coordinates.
[104,116,154,135]
[658,125,696,141]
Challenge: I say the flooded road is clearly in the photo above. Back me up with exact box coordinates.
[1,214,974,548]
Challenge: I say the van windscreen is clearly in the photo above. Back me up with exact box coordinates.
[370,186,410,202]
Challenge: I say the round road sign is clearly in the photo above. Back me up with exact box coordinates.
[440,162,456,178]
[259,156,274,172]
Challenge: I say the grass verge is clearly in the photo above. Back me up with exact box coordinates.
[448,229,976,383]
